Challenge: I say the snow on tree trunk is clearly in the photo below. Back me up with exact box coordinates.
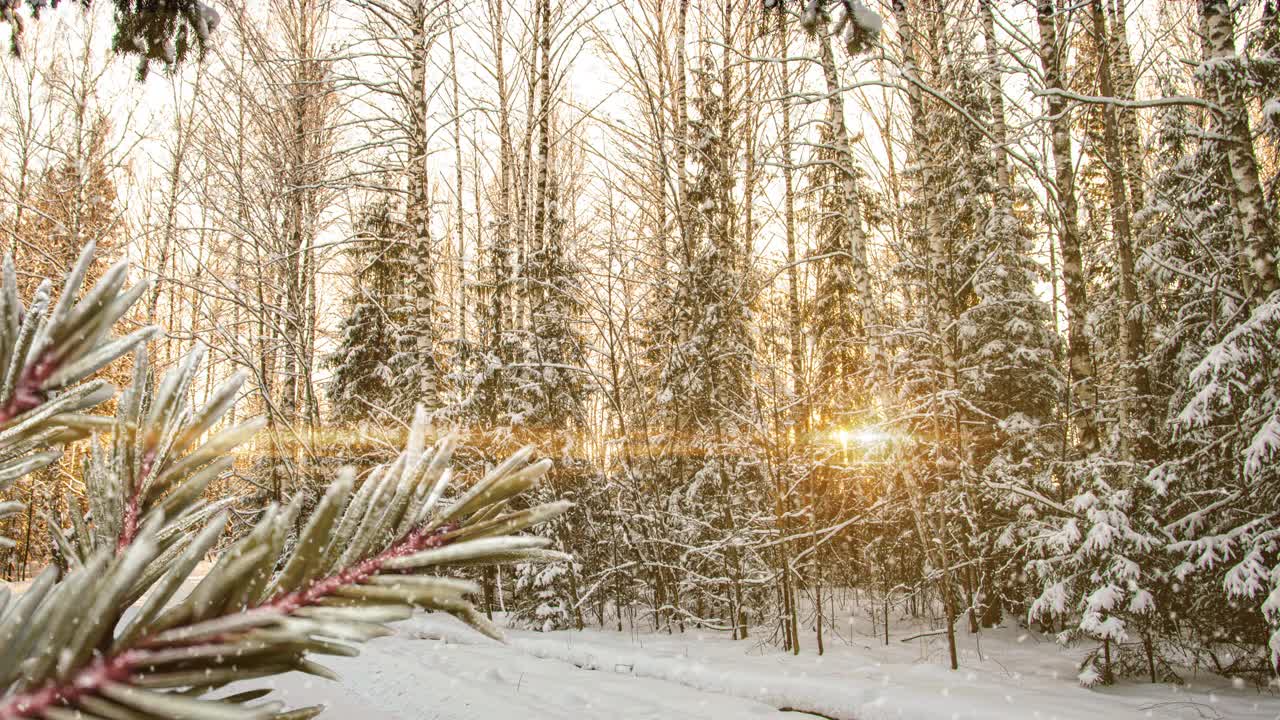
[407,0,440,407]
[1200,0,1280,298]
[1088,0,1151,452]
[1036,0,1098,454]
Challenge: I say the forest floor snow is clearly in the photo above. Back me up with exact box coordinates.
[257,612,1280,720]
[7,566,1276,719]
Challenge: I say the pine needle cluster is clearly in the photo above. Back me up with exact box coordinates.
[0,244,571,719]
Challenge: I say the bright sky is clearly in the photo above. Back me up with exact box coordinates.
[0,0,1212,328]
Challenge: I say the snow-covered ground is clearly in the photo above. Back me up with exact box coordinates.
[259,613,1280,720]
[9,567,1275,718]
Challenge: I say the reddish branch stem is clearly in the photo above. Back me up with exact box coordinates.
[115,450,157,553]
[0,651,140,720]
[267,522,456,614]
[0,523,458,719]
[0,354,57,426]
[0,336,149,552]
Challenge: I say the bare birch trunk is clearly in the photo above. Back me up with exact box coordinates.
[1201,0,1280,297]
[1036,0,1097,453]
[893,0,959,669]
[449,18,467,341]
[408,0,437,403]
[1088,0,1150,447]
[486,0,515,348]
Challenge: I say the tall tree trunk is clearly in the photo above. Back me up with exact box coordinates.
[1036,0,1097,453]
[894,0,960,669]
[779,26,805,436]
[980,0,1009,196]
[1201,0,1280,298]
[1107,0,1143,206]
[675,0,691,266]
[409,0,438,405]
[532,0,552,311]
[516,5,540,333]
[818,23,873,371]
[1089,0,1150,450]
[449,17,467,341]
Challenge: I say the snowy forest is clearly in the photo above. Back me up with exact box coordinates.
[0,0,1279,718]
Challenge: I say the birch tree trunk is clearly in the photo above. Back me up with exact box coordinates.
[1036,0,1098,453]
[893,0,959,671]
[532,0,552,305]
[1107,0,1143,206]
[485,0,515,347]
[449,17,467,341]
[980,0,1009,198]
[407,0,438,404]
[1200,0,1280,297]
[818,21,874,370]
[779,25,805,437]
[1088,0,1150,446]
[675,0,691,266]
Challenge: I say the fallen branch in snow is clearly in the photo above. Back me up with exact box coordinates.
[899,629,948,642]
[780,708,839,720]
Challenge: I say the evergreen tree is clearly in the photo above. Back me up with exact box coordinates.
[964,150,1062,632]
[327,196,418,426]
[650,54,762,638]
[506,175,593,631]
[1132,4,1280,679]
[448,0,594,628]
[0,0,220,75]
[887,12,990,662]
[806,55,866,433]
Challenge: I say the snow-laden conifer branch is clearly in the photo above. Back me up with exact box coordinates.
[0,246,572,719]
[0,242,157,548]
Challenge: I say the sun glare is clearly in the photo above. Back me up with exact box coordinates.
[851,428,892,446]
[832,427,895,450]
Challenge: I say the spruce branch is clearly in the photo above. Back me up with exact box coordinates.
[1,405,569,719]
[0,242,156,546]
[0,245,574,718]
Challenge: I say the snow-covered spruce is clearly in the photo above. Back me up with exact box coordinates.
[791,0,882,56]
